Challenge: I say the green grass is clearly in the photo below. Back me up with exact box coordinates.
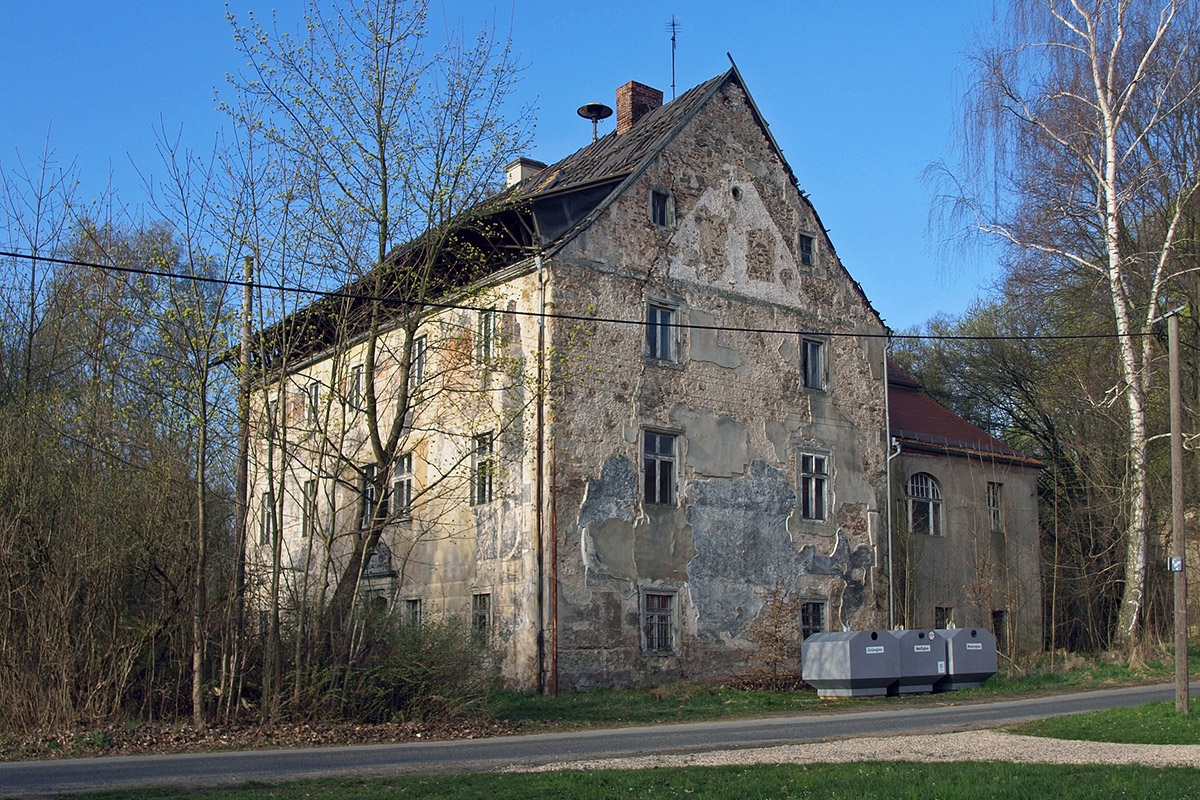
[1011,700,1200,744]
[70,762,1200,799]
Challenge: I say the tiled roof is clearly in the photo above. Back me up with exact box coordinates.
[512,72,728,200]
[887,363,1041,467]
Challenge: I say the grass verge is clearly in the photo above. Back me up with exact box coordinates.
[71,762,1200,799]
[1010,700,1200,744]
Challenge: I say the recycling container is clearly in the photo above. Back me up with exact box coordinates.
[887,629,947,695]
[934,627,997,691]
[802,630,899,697]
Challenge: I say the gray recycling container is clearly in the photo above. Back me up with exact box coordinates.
[934,627,997,691]
[887,629,947,695]
[802,630,899,697]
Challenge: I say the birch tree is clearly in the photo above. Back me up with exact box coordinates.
[946,0,1200,653]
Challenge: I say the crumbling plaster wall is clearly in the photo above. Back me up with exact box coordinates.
[895,453,1042,654]
[548,80,889,688]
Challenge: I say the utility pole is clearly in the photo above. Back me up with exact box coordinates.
[1165,306,1189,713]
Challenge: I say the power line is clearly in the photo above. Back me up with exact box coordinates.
[0,248,1151,342]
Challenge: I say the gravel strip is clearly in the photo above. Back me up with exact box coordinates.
[516,731,1200,771]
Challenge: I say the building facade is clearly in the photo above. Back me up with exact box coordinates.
[249,67,1037,691]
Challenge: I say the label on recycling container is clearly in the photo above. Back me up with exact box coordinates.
[865,646,885,654]
[966,643,983,650]
[937,661,946,673]
[914,644,931,652]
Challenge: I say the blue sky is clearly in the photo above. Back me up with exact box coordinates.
[1,1,1000,331]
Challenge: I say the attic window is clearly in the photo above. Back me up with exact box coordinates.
[799,233,816,267]
[649,188,674,228]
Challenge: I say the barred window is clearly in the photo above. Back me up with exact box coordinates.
[642,592,675,654]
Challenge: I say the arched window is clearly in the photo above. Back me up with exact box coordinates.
[907,472,943,536]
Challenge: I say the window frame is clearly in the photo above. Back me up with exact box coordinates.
[798,452,830,522]
[361,465,380,528]
[800,599,827,641]
[798,232,816,267]
[259,491,277,546]
[471,433,494,506]
[646,301,679,362]
[392,452,414,519]
[641,589,678,655]
[471,592,492,642]
[642,430,678,506]
[649,187,675,228]
[907,472,944,537]
[303,380,321,426]
[987,481,1003,531]
[409,335,427,396]
[347,363,363,409]
[935,606,954,630]
[801,337,826,391]
[406,597,423,627]
[302,479,318,539]
[477,308,497,366]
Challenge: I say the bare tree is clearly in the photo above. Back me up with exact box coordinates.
[224,0,532,709]
[940,0,1200,654]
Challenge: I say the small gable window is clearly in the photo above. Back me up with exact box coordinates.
[649,188,674,228]
[799,233,815,266]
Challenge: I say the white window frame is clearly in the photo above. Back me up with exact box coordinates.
[801,337,826,391]
[302,479,318,539]
[799,452,829,522]
[907,472,944,537]
[643,430,678,506]
[471,433,494,505]
[392,452,414,519]
[259,491,276,546]
[641,589,678,654]
[477,308,497,366]
[304,380,321,425]
[409,335,427,396]
[361,465,380,528]
[347,364,363,409]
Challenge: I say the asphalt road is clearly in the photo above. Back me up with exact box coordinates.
[0,682,1191,796]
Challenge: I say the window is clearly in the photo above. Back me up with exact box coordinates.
[471,433,494,505]
[907,473,943,536]
[800,600,826,641]
[798,233,815,266]
[643,431,677,505]
[649,188,674,227]
[935,606,954,630]
[642,591,676,653]
[409,335,427,395]
[361,465,380,528]
[347,364,363,409]
[799,453,828,521]
[471,592,491,642]
[406,598,423,627]
[646,303,677,361]
[477,309,497,365]
[259,492,276,546]
[987,482,1003,531]
[304,380,321,425]
[392,452,413,518]
[302,479,318,539]
[801,338,825,390]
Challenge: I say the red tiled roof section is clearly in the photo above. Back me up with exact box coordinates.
[887,362,1041,467]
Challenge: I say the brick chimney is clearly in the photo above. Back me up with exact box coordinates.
[616,81,663,134]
